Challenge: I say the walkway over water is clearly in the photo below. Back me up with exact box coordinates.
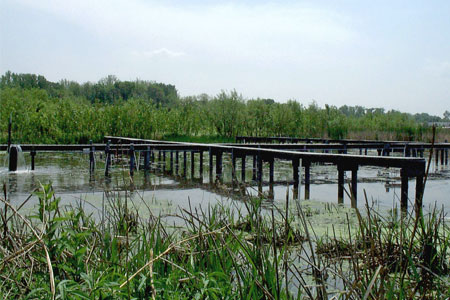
[2,135,440,213]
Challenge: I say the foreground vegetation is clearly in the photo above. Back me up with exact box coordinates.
[0,180,449,299]
[2,71,449,144]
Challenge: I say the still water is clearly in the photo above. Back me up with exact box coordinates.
[1,151,449,218]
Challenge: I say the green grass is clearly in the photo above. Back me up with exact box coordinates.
[0,182,449,299]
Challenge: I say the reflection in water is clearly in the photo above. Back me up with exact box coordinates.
[0,151,449,214]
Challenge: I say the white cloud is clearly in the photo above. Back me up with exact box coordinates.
[132,48,186,58]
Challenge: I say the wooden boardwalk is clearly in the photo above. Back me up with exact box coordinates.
[3,134,442,213]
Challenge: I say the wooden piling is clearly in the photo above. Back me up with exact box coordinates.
[304,161,311,200]
[338,166,344,204]
[351,168,358,208]
[8,145,18,172]
[105,141,111,176]
[89,140,95,174]
[163,150,166,173]
[292,159,299,200]
[30,147,36,171]
[232,149,236,184]
[144,146,150,172]
[199,151,203,180]
[241,155,246,182]
[129,144,135,176]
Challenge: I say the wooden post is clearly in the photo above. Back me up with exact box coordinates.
[231,149,236,184]
[351,168,358,208]
[105,140,111,176]
[89,140,95,174]
[269,157,274,184]
[158,150,162,171]
[304,161,311,200]
[199,151,203,180]
[241,155,246,182]
[30,147,36,171]
[441,147,445,165]
[129,144,135,176]
[8,145,18,172]
[191,151,195,179]
[163,150,166,173]
[144,146,150,172]
[292,159,299,200]
[435,149,439,166]
[338,166,344,204]
[400,168,409,212]
[183,151,187,178]
[365,148,368,155]
[209,148,213,184]
[257,153,263,192]
[404,145,410,157]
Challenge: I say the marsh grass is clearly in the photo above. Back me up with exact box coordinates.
[0,179,449,299]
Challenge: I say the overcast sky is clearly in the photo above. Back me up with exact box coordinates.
[1,0,449,115]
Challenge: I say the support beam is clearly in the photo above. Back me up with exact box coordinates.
[232,149,236,184]
[162,151,166,173]
[89,140,95,174]
[30,147,36,171]
[241,155,246,182]
[105,141,111,176]
[144,146,150,172]
[351,169,358,208]
[292,159,299,200]
[129,144,135,176]
[304,161,311,200]
[338,167,344,204]
[199,151,203,180]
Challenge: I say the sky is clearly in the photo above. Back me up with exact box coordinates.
[1,0,449,116]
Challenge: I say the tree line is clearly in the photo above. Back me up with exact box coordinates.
[1,71,447,144]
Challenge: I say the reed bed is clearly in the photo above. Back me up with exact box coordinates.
[0,181,449,299]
